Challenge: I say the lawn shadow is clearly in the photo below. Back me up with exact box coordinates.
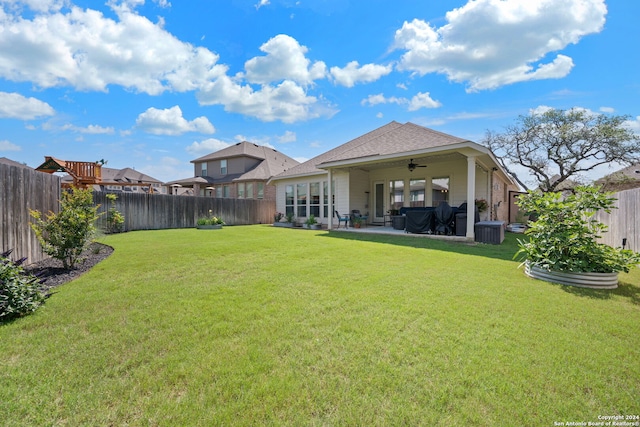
[320,229,522,263]
[557,280,640,306]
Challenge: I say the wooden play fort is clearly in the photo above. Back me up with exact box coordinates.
[35,156,153,192]
[36,157,102,188]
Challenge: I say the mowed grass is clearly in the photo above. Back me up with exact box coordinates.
[1,226,639,426]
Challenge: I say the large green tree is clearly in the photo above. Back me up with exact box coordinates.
[483,108,640,192]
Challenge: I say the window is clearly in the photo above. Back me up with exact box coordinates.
[297,183,307,217]
[432,177,449,206]
[389,180,404,211]
[223,185,230,198]
[409,178,425,207]
[201,163,207,177]
[238,182,245,198]
[310,182,320,217]
[285,185,294,216]
[220,159,227,175]
[246,182,254,199]
[257,182,264,199]
[216,187,222,198]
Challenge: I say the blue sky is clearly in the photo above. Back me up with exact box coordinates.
[1,0,639,186]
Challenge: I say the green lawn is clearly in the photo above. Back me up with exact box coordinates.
[1,226,639,426]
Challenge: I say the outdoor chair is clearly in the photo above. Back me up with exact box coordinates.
[351,210,368,227]
[334,210,350,228]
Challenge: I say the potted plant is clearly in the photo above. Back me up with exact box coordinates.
[196,210,225,229]
[304,215,321,230]
[273,211,293,228]
[351,216,363,228]
[285,212,295,224]
[515,186,640,289]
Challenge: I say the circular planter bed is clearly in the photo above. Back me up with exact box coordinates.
[524,263,618,289]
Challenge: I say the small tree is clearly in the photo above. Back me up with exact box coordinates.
[30,187,101,269]
[105,193,125,234]
[483,108,640,192]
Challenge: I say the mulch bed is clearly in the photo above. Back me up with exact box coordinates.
[24,242,114,292]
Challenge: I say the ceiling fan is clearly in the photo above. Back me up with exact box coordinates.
[407,159,427,172]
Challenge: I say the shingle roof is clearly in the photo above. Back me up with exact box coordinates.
[190,141,299,181]
[272,121,470,179]
[61,166,163,184]
[191,141,274,162]
[0,157,31,168]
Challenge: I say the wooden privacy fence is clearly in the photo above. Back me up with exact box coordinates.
[594,187,640,252]
[93,191,276,231]
[0,163,60,263]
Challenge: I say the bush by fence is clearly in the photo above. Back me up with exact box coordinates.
[0,164,60,263]
[92,191,275,231]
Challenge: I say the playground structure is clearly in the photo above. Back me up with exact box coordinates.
[35,156,154,192]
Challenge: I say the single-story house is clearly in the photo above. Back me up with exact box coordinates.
[63,166,165,194]
[269,121,520,239]
[167,141,299,199]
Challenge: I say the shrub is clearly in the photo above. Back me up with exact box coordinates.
[30,187,101,270]
[105,193,125,234]
[196,210,225,226]
[0,250,47,321]
[515,186,640,273]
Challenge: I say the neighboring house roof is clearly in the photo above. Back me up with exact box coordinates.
[271,121,513,185]
[0,157,31,168]
[60,166,163,185]
[104,167,163,184]
[184,141,299,183]
[595,163,640,192]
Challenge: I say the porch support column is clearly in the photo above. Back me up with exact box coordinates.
[466,156,476,240]
[328,168,334,229]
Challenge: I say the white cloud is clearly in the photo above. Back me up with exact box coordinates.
[243,34,327,86]
[60,123,115,134]
[255,0,269,10]
[624,116,640,134]
[136,105,215,135]
[361,93,399,107]
[1,0,66,13]
[186,138,230,155]
[278,130,296,143]
[197,75,336,123]
[0,139,21,151]
[600,106,615,113]
[408,92,441,110]
[329,61,393,88]
[393,0,606,91]
[0,3,225,95]
[361,92,441,111]
[0,92,55,119]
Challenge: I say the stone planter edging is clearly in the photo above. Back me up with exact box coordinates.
[196,224,223,230]
[524,263,618,289]
[273,222,294,228]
